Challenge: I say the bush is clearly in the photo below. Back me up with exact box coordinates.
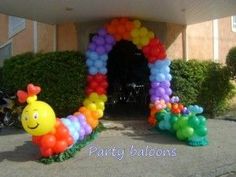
[0,67,2,90]
[226,46,236,78]
[171,60,234,117]
[2,51,86,117]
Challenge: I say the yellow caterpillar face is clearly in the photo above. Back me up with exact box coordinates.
[21,101,56,136]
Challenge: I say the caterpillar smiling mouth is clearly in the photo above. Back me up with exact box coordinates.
[28,123,39,129]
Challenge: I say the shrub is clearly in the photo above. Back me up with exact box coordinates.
[226,47,236,79]
[2,51,86,117]
[171,60,234,117]
[0,67,2,90]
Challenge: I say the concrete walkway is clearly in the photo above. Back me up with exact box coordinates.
[0,119,236,177]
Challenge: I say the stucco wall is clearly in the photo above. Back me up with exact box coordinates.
[37,22,54,52]
[0,14,8,44]
[218,17,236,64]
[187,21,213,60]
[12,20,34,55]
[57,23,78,51]
[77,20,184,59]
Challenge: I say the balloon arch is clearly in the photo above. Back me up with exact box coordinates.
[17,18,208,162]
[83,18,208,146]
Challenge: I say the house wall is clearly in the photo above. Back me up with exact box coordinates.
[218,17,236,64]
[187,21,213,61]
[57,23,78,51]
[37,22,55,52]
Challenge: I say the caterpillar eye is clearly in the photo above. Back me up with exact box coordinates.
[25,116,28,121]
[33,112,39,119]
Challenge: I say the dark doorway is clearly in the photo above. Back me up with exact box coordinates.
[105,40,150,120]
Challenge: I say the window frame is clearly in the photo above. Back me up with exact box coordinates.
[8,16,26,38]
[231,16,236,32]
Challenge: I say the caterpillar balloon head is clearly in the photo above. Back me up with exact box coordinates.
[17,84,56,136]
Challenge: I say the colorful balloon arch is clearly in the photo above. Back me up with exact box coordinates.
[17,18,208,161]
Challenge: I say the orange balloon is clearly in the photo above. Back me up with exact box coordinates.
[117,25,125,34]
[91,111,100,119]
[107,25,116,34]
[125,21,134,31]
[148,116,157,126]
[123,32,131,40]
[114,34,122,41]
[55,118,62,128]
[111,19,119,26]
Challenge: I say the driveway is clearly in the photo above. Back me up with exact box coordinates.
[0,119,235,177]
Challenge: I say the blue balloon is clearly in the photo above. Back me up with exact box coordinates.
[94,60,104,68]
[90,52,99,60]
[86,59,94,67]
[100,54,108,61]
[100,67,107,74]
[89,67,98,75]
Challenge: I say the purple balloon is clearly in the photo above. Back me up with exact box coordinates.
[98,28,107,36]
[151,82,160,88]
[157,87,166,95]
[166,88,172,95]
[160,81,170,88]
[76,114,86,121]
[95,36,105,46]
[149,88,155,95]
[151,96,159,103]
[88,43,96,51]
[92,35,98,42]
[105,44,113,52]
[105,35,115,44]
[84,125,92,135]
[79,128,85,140]
[163,94,170,102]
[96,46,106,55]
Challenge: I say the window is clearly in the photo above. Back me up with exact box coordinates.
[0,43,12,66]
[8,16,26,38]
[231,16,236,32]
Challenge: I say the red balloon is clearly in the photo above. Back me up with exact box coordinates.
[55,126,69,140]
[96,87,106,95]
[100,81,108,89]
[89,81,98,89]
[85,87,94,95]
[40,147,53,157]
[52,140,68,153]
[94,74,105,82]
[41,134,56,148]
[87,75,93,82]
[66,136,74,146]
[32,136,42,145]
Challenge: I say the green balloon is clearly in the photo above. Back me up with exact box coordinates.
[179,116,188,128]
[157,111,166,121]
[176,130,186,140]
[170,115,178,124]
[198,116,207,126]
[188,115,200,128]
[196,126,208,136]
[182,127,194,138]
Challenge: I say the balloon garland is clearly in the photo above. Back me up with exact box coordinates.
[17,18,208,162]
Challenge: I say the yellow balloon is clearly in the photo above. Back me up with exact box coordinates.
[89,92,99,102]
[131,28,139,38]
[86,103,97,111]
[96,101,105,110]
[96,109,104,119]
[100,95,108,102]
[21,101,56,136]
[83,99,91,107]
[148,31,155,39]
[132,37,140,45]
[140,27,148,37]
[140,36,150,46]
[133,20,141,28]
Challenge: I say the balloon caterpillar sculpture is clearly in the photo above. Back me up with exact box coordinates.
[17,84,106,157]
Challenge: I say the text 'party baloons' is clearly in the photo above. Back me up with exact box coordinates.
[18,18,208,163]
